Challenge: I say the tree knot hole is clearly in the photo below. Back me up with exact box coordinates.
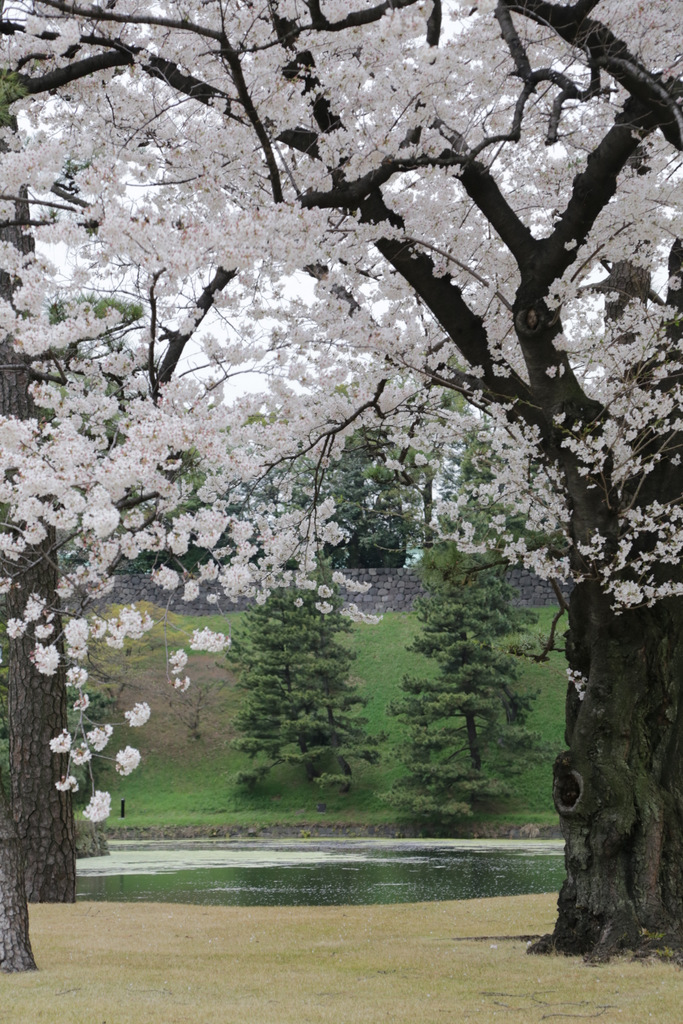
[513,301,560,336]
[554,765,583,814]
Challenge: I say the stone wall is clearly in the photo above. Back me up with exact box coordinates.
[102,566,571,615]
[506,567,572,608]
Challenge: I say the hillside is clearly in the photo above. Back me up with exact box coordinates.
[86,605,567,834]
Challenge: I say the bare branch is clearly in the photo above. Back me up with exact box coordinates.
[156,266,238,392]
[35,0,225,42]
[503,0,683,148]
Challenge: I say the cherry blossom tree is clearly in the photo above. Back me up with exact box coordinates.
[0,170,239,913]
[1,0,683,969]
[0,67,346,967]
[0,186,322,961]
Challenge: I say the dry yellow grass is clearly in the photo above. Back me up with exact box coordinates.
[3,896,680,1023]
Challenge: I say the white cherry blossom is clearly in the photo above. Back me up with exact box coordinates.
[86,725,114,752]
[124,702,151,728]
[49,731,71,754]
[82,791,112,824]
[115,746,141,776]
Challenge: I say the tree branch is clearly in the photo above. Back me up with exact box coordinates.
[371,231,543,431]
[20,49,132,94]
[532,99,660,301]
[503,0,683,148]
[219,43,283,203]
[33,0,225,42]
[426,0,442,47]
[306,0,423,32]
[155,266,237,393]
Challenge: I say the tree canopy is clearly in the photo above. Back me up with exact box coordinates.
[232,575,380,790]
[388,555,539,827]
[1,0,683,967]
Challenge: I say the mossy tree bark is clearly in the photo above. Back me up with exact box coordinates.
[533,582,683,958]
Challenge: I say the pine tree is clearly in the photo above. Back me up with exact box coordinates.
[319,430,435,569]
[232,576,379,791]
[387,551,539,827]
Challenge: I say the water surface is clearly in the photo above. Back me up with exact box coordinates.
[77,838,565,906]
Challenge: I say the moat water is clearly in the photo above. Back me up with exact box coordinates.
[76,838,565,906]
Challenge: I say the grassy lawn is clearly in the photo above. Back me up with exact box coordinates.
[89,605,567,832]
[7,896,681,1023]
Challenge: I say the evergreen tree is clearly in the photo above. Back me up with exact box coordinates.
[387,550,539,827]
[321,442,420,568]
[232,576,379,791]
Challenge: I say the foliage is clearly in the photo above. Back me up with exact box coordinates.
[0,0,681,962]
[101,608,565,829]
[231,575,380,791]
[48,293,144,327]
[319,431,435,568]
[66,685,117,806]
[387,551,541,827]
[0,69,27,126]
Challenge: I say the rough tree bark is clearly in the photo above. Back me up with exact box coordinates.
[6,547,75,903]
[465,713,482,772]
[0,775,36,972]
[326,706,352,794]
[297,735,319,783]
[533,583,683,958]
[0,199,75,904]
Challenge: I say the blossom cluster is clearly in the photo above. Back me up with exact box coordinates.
[0,0,681,824]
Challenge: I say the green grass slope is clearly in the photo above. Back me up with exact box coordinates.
[92,606,567,832]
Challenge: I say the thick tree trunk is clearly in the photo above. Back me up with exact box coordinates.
[334,756,352,794]
[532,581,683,959]
[500,683,521,725]
[0,776,36,972]
[530,254,683,959]
[7,564,75,903]
[0,167,67,968]
[1,327,75,903]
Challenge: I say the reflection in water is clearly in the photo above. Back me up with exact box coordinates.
[77,844,565,907]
